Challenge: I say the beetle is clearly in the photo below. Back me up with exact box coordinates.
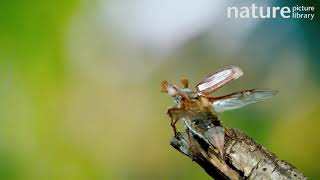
[161,66,277,158]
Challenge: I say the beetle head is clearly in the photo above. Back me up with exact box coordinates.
[160,81,190,101]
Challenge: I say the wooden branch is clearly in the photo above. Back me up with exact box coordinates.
[170,128,306,180]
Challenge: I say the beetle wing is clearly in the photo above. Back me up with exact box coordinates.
[210,89,277,112]
[204,126,224,158]
[196,66,243,95]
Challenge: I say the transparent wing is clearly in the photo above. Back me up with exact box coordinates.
[210,89,277,112]
[196,66,243,95]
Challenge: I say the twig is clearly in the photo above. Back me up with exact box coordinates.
[170,128,306,180]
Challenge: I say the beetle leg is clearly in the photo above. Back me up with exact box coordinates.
[171,117,179,136]
[167,107,194,137]
[185,127,195,158]
[167,107,181,136]
[186,128,192,148]
[167,107,179,118]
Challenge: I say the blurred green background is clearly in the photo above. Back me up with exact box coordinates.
[0,0,319,179]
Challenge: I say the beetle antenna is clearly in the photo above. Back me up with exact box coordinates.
[181,78,189,88]
[160,81,169,92]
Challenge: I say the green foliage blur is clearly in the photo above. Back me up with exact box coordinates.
[0,0,319,179]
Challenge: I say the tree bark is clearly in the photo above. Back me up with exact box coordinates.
[170,128,306,180]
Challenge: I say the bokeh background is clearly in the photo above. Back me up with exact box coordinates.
[0,0,319,179]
